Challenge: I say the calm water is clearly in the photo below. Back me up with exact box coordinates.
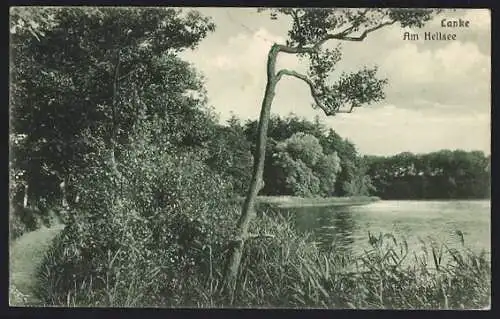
[290,200,491,257]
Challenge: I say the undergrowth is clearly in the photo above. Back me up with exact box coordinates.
[35,212,490,309]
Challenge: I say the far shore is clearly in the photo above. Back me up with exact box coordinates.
[229,195,380,209]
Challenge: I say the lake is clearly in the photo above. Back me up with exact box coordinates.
[289,200,491,258]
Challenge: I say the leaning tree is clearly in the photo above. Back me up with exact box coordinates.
[223,8,441,298]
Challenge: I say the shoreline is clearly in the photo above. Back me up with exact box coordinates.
[228,196,490,209]
[230,196,381,209]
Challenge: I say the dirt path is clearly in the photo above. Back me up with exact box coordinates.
[9,224,65,306]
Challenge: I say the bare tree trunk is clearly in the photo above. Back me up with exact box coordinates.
[223,44,280,300]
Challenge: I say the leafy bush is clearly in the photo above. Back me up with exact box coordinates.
[37,140,239,306]
[269,133,342,197]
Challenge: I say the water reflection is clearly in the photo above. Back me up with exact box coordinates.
[292,206,356,255]
[281,200,490,256]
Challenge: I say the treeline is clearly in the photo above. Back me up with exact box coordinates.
[208,116,491,200]
[207,114,374,198]
[365,150,491,199]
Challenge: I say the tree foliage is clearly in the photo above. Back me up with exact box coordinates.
[365,150,490,199]
[242,115,371,197]
[259,8,437,115]
[14,7,243,306]
[10,7,61,40]
[205,116,254,195]
[10,7,216,210]
[42,136,237,306]
[277,132,324,166]
[270,132,341,197]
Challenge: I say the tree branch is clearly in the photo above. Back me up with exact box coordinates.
[332,8,370,38]
[112,51,121,139]
[276,69,336,116]
[277,19,397,54]
[336,104,356,113]
[290,9,301,28]
[333,20,397,41]
[118,63,144,81]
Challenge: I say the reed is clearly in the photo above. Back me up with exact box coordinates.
[35,213,490,309]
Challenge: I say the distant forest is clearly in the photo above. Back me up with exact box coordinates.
[214,115,491,200]
[365,150,490,199]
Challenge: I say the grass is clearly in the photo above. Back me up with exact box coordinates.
[199,215,491,309]
[9,223,65,306]
[28,211,490,309]
[231,195,380,209]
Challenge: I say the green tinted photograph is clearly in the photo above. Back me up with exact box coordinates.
[9,7,490,309]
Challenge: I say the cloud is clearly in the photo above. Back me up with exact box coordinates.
[321,105,490,155]
[212,55,236,70]
[374,38,490,113]
[182,27,304,120]
[180,8,490,155]
[208,27,301,72]
[464,9,490,25]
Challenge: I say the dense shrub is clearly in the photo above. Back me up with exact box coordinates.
[37,140,239,306]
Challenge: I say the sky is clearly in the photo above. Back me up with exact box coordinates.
[180,8,491,156]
